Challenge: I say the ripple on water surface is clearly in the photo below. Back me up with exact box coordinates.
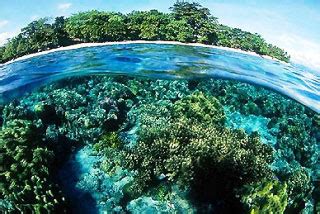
[0,43,319,113]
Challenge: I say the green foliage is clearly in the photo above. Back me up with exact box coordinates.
[216,25,290,62]
[0,2,290,63]
[170,2,215,31]
[0,17,73,63]
[164,19,194,42]
[123,92,274,211]
[238,180,288,214]
[21,18,58,51]
[0,119,66,212]
[52,16,73,47]
[170,2,218,44]
[65,10,127,42]
[126,10,170,40]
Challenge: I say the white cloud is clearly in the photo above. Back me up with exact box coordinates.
[0,32,16,46]
[275,34,320,71]
[0,20,9,28]
[58,3,72,11]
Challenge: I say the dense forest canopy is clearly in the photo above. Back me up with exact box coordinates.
[0,2,290,63]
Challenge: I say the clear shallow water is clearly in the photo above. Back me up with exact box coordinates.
[0,43,319,113]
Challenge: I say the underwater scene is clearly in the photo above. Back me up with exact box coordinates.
[0,1,319,214]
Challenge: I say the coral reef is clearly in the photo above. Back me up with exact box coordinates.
[122,92,274,212]
[0,76,318,213]
[197,79,320,213]
[0,119,66,212]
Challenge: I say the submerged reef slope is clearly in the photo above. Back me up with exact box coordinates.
[0,76,319,213]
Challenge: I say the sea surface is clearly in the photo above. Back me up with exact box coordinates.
[0,43,319,113]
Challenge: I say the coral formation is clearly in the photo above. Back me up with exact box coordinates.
[0,119,66,212]
[237,180,288,213]
[0,76,318,213]
[122,92,274,212]
[197,79,320,212]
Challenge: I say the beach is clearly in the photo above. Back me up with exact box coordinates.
[1,40,288,66]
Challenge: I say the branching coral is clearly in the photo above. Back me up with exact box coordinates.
[281,168,313,212]
[122,92,274,212]
[127,79,191,104]
[1,76,317,212]
[172,91,225,125]
[196,79,320,212]
[0,119,66,212]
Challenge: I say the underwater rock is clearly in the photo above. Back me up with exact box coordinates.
[34,103,59,125]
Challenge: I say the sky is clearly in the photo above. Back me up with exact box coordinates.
[0,0,319,71]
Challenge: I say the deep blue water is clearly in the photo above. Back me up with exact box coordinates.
[0,43,319,113]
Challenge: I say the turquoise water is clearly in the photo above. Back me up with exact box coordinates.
[0,43,319,213]
[0,43,319,113]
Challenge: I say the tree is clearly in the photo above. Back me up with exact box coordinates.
[52,16,73,47]
[126,10,170,40]
[170,2,215,30]
[0,46,5,63]
[65,11,127,42]
[170,2,218,44]
[21,18,57,51]
[164,19,194,42]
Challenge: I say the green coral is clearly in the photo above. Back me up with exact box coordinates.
[285,168,313,212]
[94,132,122,150]
[196,79,320,212]
[238,180,288,214]
[93,131,125,175]
[172,91,225,125]
[123,92,274,211]
[0,119,66,212]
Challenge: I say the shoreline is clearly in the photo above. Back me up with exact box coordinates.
[1,40,288,66]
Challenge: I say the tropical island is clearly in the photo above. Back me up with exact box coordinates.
[0,2,290,64]
[1,2,319,214]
